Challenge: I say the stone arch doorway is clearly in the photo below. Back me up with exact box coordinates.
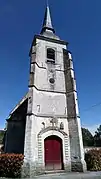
[44,135,64,170]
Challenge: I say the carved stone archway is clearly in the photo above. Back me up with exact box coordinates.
[37,126,70,171]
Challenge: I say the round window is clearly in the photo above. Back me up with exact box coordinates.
[49,78,55,84]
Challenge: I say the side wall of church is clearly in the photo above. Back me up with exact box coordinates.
[5,99,28,154]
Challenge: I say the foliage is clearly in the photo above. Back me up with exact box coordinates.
[82,127,94,147]
[94,125,101,147]
[85,149,101,171]
[0,130,5,144]
[0,153,24,178]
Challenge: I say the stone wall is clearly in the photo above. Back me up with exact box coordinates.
[63,49,86,172]
[5,99,28,154]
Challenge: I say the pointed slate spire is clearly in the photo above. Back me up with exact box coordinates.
[41,4,55,34]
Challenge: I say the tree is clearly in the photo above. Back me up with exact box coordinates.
[0,130,6,153]
[82,127,94,147]
[0,130,5,144]
[94,125,101,147]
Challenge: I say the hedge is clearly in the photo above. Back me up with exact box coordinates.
[85,149,101,171]
[0,153,24,178]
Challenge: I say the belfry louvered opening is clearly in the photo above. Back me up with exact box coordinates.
[47,48,55,64]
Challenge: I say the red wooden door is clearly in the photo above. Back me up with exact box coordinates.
[44,135,63,170]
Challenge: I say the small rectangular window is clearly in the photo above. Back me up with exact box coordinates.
[47,48,55,64]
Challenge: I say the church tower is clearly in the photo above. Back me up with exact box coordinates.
[23,5,86,176]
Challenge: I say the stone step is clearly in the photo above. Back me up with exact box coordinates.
[44,170,65,174]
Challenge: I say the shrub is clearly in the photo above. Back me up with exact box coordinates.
[85,149,101,171]
[0,153,24,178]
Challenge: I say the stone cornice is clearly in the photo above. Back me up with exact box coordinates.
[28,84,77,94]
[27,112,67,119]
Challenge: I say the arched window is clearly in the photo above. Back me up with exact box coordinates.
[47,48,55,64]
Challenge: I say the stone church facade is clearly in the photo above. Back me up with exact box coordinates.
[4,5,86,175]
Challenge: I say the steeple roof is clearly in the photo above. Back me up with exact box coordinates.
[29,3,68,56]
[41,4,55,34]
